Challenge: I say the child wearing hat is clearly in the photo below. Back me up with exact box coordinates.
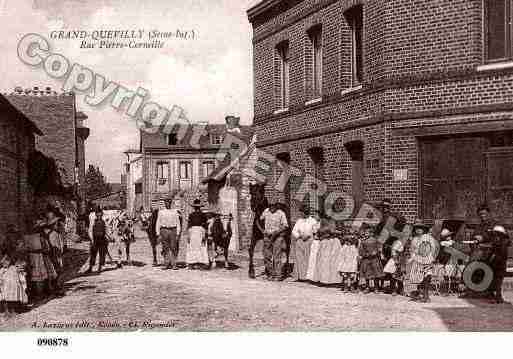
[358,225,384,293]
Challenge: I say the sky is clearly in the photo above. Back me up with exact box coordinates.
[0,0,258,182]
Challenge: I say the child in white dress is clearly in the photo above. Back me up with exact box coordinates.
[339,234,359,292]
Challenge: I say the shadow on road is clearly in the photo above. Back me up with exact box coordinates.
[430,302,513,331]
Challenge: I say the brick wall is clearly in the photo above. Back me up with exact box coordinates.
[249,0,513,224]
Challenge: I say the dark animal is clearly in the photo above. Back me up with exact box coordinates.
[211,214,232,268]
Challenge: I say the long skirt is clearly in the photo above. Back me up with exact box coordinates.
[1,267,28,304]
[306,240,321,281]
[186,226,209,265]
[404,261,433,294]
[360,256,384,280]
[294,237,312,280]
[317,238,344,284]
[28,253,57,282]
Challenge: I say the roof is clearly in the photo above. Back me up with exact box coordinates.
[247,0,282,22]
[140,123,254,152]
[0,94,43,135]
[202,134,257,183]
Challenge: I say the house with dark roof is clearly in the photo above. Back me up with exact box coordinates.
[139,115,253,210]
[5,87,90,211]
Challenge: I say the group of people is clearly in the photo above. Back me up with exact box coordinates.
[142,198,234,270]
[0,204,67,317]
[288,200,510,304]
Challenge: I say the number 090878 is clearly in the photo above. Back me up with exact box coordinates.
[37,338,69,346]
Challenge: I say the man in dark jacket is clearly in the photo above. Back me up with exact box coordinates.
[490,225,511,304]
[85,208,108,274]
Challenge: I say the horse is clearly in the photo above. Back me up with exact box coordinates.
[248,183,268,278]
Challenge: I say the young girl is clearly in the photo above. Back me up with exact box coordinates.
[339,233,359,292]
[0,226,28,317]
[383,238,405,295]
[358,226,384,293]
[407,224,437,303]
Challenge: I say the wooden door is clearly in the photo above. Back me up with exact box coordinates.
[421,136,486,223]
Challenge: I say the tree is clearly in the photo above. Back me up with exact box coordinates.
[84,165,112,201]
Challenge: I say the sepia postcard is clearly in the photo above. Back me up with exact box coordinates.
[1,1,513,351]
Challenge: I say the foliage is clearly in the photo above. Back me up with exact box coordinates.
[84,165,112,201]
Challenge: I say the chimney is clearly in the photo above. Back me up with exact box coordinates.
[24,88,32,95]
[45,86,52,94]
[225,115,240,131]
[14,86,23,94]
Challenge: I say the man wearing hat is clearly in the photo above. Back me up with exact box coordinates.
[85,207,108,274]
[260,198,289,281]
[489,225,511,303]
[186,199,209,268]
[156,198,182,270]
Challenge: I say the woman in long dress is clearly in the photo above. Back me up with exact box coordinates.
[186,199,209,268]
[25,220,57,301]
[292,206,320,281]
[317,218,344,285]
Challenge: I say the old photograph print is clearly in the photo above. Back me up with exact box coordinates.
[1,0,513,332]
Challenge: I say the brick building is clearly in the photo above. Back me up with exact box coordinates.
[139,116,252,209]
[5,86,90,219]
[247,0,513,228]
[0,94,42,234]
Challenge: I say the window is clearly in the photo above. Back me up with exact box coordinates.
[345,5,363,85]
[168,133,178,145]
[179,161,192,179]
[489,130,513,147]
[210,134,223,145]
[155,162,169,189]
[485,0,513,62]
[308,26,323,98]
[202,161,215,178]
[276,41,290,109]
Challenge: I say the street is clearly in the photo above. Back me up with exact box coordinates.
[2,229,513,331]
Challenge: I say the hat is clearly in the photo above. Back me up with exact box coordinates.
[379,199,392,208]
[46,203,64,219]
[192,198,202,208]
[477,204,491,214]
[491,225,508,237]
[412,219,430,233]
[440,228,453,238]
